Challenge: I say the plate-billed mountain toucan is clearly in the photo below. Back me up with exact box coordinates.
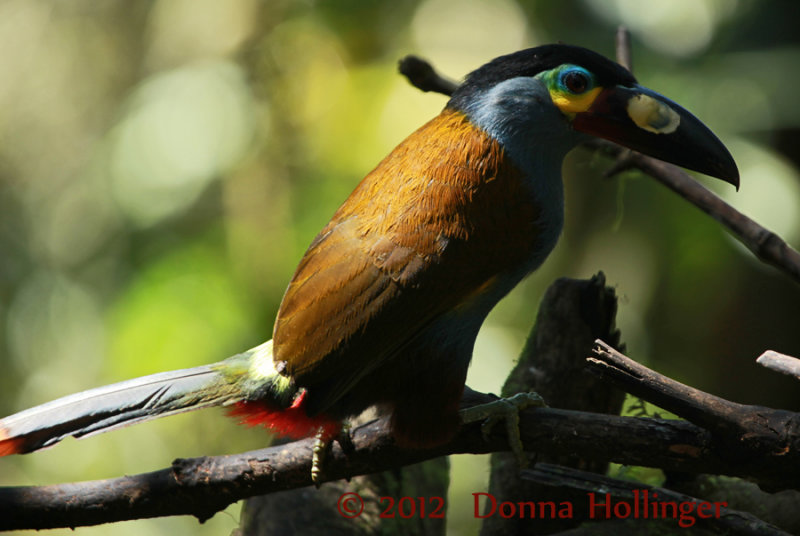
[0,45,738,479]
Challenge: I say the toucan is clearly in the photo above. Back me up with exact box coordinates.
[0,45,738,480]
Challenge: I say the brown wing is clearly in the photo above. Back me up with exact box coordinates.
[272,109,542,414]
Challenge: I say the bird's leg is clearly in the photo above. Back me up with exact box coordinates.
[310,422,354,486]
[311,427,333,487]
[459,392,546,468]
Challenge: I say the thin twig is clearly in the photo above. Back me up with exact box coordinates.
[615,26,633,72]
[608,32,800,285]
[757,350,800,381]
[398,55,458,96]
[595,145,800,284]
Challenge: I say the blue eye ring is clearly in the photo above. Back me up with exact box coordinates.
[558,66,594,94]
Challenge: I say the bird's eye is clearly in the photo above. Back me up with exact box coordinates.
[562,70,590,94]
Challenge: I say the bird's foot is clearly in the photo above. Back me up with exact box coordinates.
[310,423,354,487]
[459,392,546,468]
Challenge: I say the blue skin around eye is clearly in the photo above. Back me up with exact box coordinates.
[555,65,595,94]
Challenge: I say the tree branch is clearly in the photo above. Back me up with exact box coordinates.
[593,146,800,285]
[615,26,633,72]
[239,411,449,536]
[397,55,459,96]
[589,341,800,491]
[3,378,799,531]
[757,350,800,381]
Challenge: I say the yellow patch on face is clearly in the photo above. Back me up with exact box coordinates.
[627,93,680,134]
[551,86,603,114]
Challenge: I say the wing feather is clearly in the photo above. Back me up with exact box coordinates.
[272,109,542,414]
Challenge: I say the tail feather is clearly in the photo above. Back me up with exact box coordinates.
[0,341,288,455]
[0,365,234,455]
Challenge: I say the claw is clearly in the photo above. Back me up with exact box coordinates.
[460,392,546,468]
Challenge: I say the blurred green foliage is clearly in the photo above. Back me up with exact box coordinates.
[1,1,799,535]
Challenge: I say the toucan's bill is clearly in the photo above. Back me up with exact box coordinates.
[573,84,739,188]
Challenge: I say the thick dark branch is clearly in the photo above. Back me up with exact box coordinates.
[2,383,799,531]
[482,273,625,535]
[589,340,756,431]
[589,341,800,490]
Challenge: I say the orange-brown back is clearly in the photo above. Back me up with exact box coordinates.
[272,109,544,416]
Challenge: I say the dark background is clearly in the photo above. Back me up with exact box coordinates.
[1,1,798,534]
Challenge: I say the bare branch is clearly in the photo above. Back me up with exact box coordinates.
[596,145,800,284]
[398,55,457,96]
[610,26,800,284]
[589,340,800,490]
[757,350,800,381]
[615,26,633,72]
[3,376,800,531]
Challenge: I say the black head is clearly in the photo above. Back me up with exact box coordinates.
[445,44,738,187]
[448,44,637,111]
